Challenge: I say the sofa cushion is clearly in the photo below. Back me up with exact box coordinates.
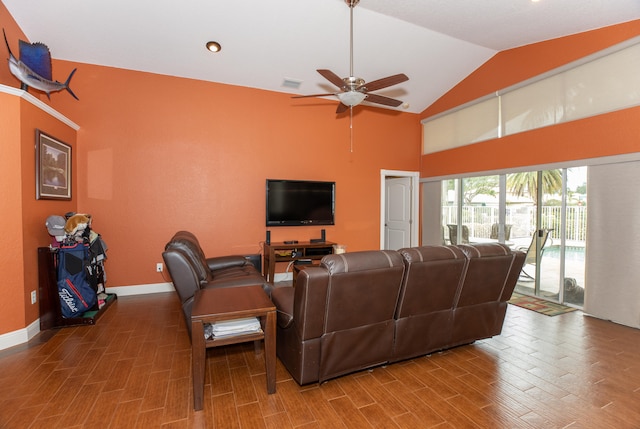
[207,266,269,288]
[321,250,403,274]
[393,245,468,362]
[450,243,519,347]
[207,255,250,271]
[316,251,405,382]
[165,232,211,283]
[396,245,467,316]
[455,243,514,306]
[457,242,512,259]
[320,250,405,331]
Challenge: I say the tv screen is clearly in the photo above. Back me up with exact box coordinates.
[266,179,335,226]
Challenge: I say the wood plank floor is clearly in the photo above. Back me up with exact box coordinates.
[1,291,639,428]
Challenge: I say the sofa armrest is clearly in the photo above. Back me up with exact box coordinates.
[271,286,295,329]
[206,255,248,271]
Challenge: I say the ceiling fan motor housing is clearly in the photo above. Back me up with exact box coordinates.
[343,76,365,91]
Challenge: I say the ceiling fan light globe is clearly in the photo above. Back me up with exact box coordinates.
[337,91,366,106]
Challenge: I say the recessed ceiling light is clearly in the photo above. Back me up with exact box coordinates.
[206,41,221,53]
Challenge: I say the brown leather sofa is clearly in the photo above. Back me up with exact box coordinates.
[271,243,525,385]
[162,231,269,337]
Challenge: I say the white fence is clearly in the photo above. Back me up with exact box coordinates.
[443,205,587,243]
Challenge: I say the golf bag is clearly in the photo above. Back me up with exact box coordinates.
[57,243,97,318]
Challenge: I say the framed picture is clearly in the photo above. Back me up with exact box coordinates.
[36,130,72,200]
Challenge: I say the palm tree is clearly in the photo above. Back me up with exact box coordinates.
[507,170,562,204]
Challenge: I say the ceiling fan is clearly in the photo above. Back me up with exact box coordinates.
[293,0,409,114]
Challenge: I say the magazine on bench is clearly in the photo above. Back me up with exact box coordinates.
[204,317,262,339]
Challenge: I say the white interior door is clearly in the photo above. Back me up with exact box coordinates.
[385,177,412,250]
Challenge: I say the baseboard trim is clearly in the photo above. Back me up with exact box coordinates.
[0,282,175,351]
[0,319,40,352]
[105,282,174,296]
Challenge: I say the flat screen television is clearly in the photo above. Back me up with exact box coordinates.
[266,179,335,226]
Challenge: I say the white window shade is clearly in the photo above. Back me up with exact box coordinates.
[501,75,564,135]
[422,38,640,154]
[457,97,499,144]
[564,43,640,121]
[423,97,498,154]
[423,112,456,154]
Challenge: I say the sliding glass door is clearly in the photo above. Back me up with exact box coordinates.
[561,167,586,306]
[511,170,563,299]
[443,176,502,245]
[442,167,586,307]
[506,171,540,293]
[441,179,459,244]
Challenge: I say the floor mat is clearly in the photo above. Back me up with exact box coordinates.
[508,292,578,316]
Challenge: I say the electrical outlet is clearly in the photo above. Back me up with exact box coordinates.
[156,263,163,272]
[31,290,37,305]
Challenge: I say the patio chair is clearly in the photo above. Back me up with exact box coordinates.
[447,224,469,245]
[490,223,512,241]
[518,229,552,280]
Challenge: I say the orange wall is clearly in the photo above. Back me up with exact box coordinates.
[420,20,640,177]
[48,63,421,288]
[0,1,78,335]
[20,103,78,329]
[0,94,77,335]
[0,93,25,333]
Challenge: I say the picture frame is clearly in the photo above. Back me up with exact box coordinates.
[36,129,72,200]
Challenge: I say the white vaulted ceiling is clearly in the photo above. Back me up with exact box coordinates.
[3,0,640,113]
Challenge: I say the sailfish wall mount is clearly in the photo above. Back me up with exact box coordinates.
[3,29,78,100]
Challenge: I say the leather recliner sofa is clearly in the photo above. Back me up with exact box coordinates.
[271,243,525,385]
[162,231,270,337]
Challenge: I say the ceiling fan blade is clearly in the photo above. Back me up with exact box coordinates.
[317,69,345,89]
[364,93,404,107]
[336,103,349,114]
[292,93,336,99]
[361,73,409,92]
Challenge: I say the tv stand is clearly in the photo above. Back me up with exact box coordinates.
[263,241,335,283]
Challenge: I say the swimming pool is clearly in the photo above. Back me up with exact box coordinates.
[543,245,585,262]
